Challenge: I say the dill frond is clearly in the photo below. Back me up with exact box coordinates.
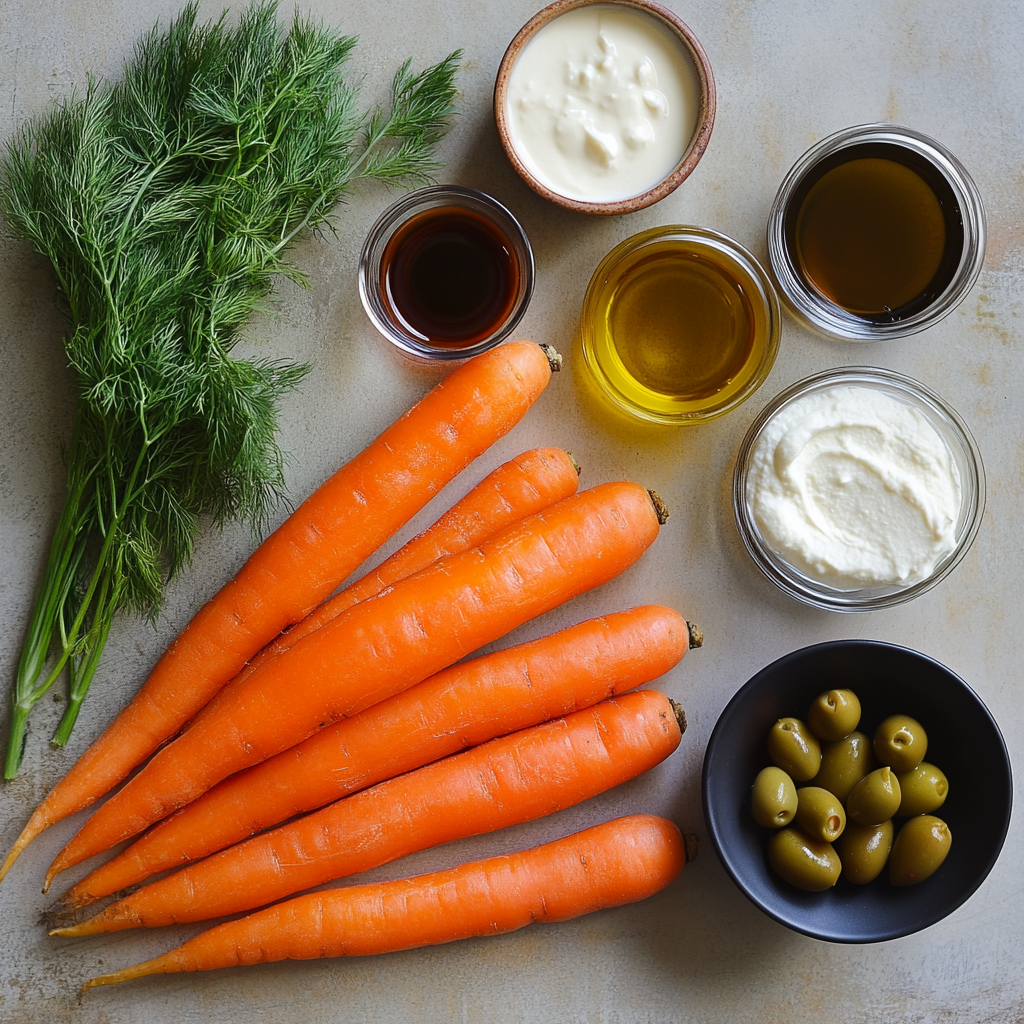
[1,0,460,770]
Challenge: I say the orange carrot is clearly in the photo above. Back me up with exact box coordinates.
[53,690,684,934]
[44,481,667,888]
[189,445,580,726]
[1,340,559,884]
[80,814,688,991]
[56,606,697,909]
[313,446,579,620]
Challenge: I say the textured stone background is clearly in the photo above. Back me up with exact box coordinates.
[1,0,1022,1021]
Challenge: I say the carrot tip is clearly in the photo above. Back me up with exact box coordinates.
[565,451,581,476]
[79,973,132,995]
[48,911,106,938]
[0,815,46,885]
[79,954,171,993]
[647,490,670,525]
[0,848,19,887]
[540,344,562,373]
[79,976,113,997]
[667,699,687,736]
[41,845,72,893]
[683,833,699,864]
[686,621,703,650]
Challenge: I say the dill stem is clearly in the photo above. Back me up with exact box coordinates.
[4,422,92,778]
[4,415,149,774]
[52,560,117,748]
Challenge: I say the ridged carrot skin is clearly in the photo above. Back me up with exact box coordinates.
[80,814,686,991]
[189,445,580,730]
[45,481,665,886]
[1,340,558,884]
[58,606,692,908]
[54,690,684,934]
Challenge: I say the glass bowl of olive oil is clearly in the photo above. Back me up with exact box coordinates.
[580,225,781,425]
[767,124,986,341]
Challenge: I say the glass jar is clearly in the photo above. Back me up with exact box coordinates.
[359,185,535,360]
[766,124,985,341]
[580,225,780,425]
[733,367,986,611]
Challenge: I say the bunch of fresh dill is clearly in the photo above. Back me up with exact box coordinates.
[0,0,460,775]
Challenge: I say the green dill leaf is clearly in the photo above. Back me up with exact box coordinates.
[1,0,460,772]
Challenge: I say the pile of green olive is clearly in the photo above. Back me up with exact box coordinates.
[750,688,951,891]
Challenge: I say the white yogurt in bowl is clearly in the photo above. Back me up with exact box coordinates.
[747,386,961,589]
[505,6,699,202]
[494,0,715,214]
[733,368,985,612]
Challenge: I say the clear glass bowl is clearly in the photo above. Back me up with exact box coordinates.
[579,225,781,425]
[766,124,986,341]
[358,185,535,361]
[733,367,986,611]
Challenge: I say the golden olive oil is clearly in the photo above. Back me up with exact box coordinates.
[786,144,963,322]
[583,233,775,422]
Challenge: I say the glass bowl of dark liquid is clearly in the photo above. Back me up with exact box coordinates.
[766,124,986,341]
[359,185,535,360]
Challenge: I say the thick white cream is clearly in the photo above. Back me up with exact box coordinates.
[505,5,699,203]
[748,386,962,589]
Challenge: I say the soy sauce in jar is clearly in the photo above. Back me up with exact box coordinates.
[380,206,520,348]
[784,142,964,322]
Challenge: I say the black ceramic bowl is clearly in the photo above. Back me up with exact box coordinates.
[702,640,1012,942]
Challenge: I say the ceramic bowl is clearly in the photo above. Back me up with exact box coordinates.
[702,640,1012,943]
[494,0,715,215]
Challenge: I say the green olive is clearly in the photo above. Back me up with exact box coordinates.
[835,820,894,885]
[795,786,846,843]
[846,767,902,825]
[767,718,822,782]
[751,767,798,828]
[810,730,876,803]
[889,815,952,886]
[767,827,841,891]
[873,714,928,772]
[896,762,949,817]
[807,689,861,742]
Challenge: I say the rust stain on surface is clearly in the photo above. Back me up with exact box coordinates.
[968,292,1020,347]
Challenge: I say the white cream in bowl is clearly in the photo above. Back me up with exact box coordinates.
[747,385,962,589]
[504,5,700,203]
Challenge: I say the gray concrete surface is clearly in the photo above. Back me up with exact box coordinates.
[1,0,1022,1021]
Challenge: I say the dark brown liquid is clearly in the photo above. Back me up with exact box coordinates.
[381,206,519,348]
[785,143,963,321]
